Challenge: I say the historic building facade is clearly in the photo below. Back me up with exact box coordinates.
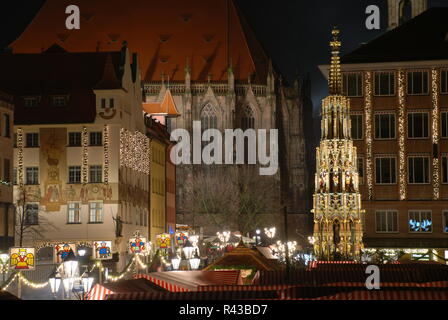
[312,29,364,261]
[0,91,14,251]
[8,0,311,239]
[321,7,448,261]
[0,45,151,267]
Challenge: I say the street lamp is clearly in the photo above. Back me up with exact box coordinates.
[61,251,79,299]
[170,252,181,270]
[0,253,9,283]
[189,250,201,270]
[182,239,195,260]
[81,270,94,299]
[49,270,61,299]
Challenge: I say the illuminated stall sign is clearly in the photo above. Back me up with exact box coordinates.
[93,241,112,260]
[156,233,171,249]
[175,232,188,246]
[10,247,35,270]
[129,236,147,254]
[54,243,77,264]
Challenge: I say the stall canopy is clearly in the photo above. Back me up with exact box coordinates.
[87,277,167,300]
[134,270,242,292]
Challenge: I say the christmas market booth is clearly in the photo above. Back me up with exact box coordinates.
[87,277,167,300]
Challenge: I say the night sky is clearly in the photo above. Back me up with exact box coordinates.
[1,0,448,111]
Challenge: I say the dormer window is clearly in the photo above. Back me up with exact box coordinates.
[51,95,68,107]
[24,96,40,108]
[100,98,114,108]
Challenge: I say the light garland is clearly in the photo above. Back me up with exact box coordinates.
[103,124,110,184]
[119,129,150,175]
[17,272,49,289]
[431,68,439,200]
[17,128,24,187]
[82,126,88,184]
[1,272,18,291]
[398,70,406,200]
[364,71,373,200]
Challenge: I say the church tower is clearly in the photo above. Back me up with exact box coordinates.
[311,28,364,261]
[388,0,428,29]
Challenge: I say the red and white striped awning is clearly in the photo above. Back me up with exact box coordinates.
[86,283,113,300]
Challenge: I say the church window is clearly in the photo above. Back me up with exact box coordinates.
[200,103,218,130]
[241,106,255,129]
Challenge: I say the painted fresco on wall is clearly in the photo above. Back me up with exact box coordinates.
[40,128,66,212]
[64,183,114,204]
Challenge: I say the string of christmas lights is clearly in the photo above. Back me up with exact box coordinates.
[397,70,407,200]
[431,68,440,200]
[363,71,373,200]
[17,128,24,187]
[82,126,88,184]
[119,128,150,174]
[103,124,110,184]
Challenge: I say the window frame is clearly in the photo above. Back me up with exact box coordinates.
[68,165,82,184]
[441,111,448,139]
[50,95,69,107]
[67,202,81,224]
[25,132,39,148]
[441,69,448,94]
[25,203,39,226]
[442,154,448,184]
[68,132,82,147]
[375,156,397,185]
[25,167,39,185]
[408,210,433,233]
[374,112,396,140]
[443,211,448,233]
[374,71,395,96]
[408,155,430,185]
[407,111,429,139]
[375,210,399,233]
[88,202,103,223]
[342,72,363,97]
[350,113,363,140]
[407,70,429,96]
[89,165,103,183]
[89,131,103,146]
[23,96,40,108]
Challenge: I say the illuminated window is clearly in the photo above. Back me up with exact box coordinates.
[25,203,39,225]
[89,202,103,223]
[51,95,68,107]
[375,210,398,233]
[375,113,396,139]
[350,114,363,140]
[67,202,81,223]
[24,96,40,108]
[408,112,429,138]
[25,167,39,185]
[375,157,396,184]
[374,71,395,96]
[408,156,430,184]
[343,73,363,97]
[407,71,429,95]
[409,210,432,232]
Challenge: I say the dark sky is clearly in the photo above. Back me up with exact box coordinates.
[1,0,448,111]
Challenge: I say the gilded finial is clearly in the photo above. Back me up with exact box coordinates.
[329,26,342,95]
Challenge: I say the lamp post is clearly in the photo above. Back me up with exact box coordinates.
[182,239,195,260]
[189,250,201,270]
[49,270,61,299]
[81,269,94,300]
[170,252,181,271]
[61,251,79,300]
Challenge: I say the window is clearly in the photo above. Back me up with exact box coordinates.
[375,210,398,233]
[241,106,255,130]
[443,211,448,233]
[13,168,17,185]
[67,202,81,223]
[3,114,10,137]
[26,133,39,147]
[350,114,363,140]
[68,166,81,184]
[26,167,39,185]
[357,157,364,184]
[101,98,106,108]
[25,204,39,225]
[374,71,395,96]
[409,210,432,232]
[343,73,363,97]
[3,158,10,183]
[89,132,102,146]
[89,165,102,183]
[442,112,448,138]
[407,71,429,95]
[408,156,429,184]
[375,157,396,184]
[13,133,17,148]
[24,96,39,108]
[375,114,396,139]
[68,132,81,146]
[442,70,448,94]
[109,98,114,108]
[408,112,429,138]
[89,202,103,223]
[443,155,448,184]
[51,95,68,107]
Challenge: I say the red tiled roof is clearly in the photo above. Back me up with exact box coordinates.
[9,0,269,83]
[143,90,180,116]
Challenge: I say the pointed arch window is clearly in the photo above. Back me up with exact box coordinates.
[200,103,218,130]
[241,106,255,129]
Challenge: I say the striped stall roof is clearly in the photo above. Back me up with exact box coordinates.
[105,290,279,300]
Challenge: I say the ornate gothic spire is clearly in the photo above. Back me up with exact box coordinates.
[328,27,342,95]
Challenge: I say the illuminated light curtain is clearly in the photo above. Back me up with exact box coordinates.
[397,70,407,200]
[82,126,88,184]
[363,71,373,200]
[431,68,440,199]
[17,128,24,187]
[103,125,109,184]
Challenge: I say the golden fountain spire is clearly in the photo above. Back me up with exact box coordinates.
[328,27,342,95]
